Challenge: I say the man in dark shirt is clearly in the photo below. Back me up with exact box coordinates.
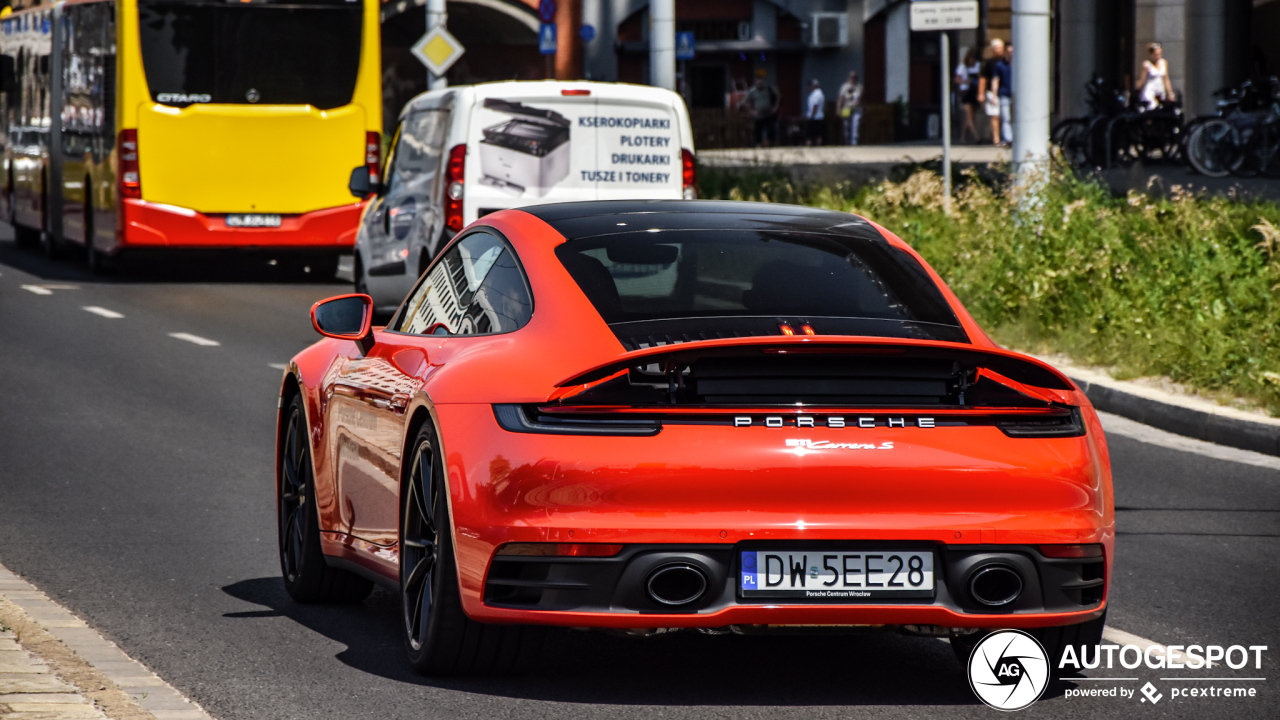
[976,38,1004,146]
[995,44,1013,145]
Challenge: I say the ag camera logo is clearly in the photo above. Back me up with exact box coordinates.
[967,630,1050,711]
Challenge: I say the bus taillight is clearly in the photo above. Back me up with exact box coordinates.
[444,144,466,233]
[118,130,141,199]
[365,132,381,186]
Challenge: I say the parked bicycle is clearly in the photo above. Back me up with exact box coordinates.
[1053,76,1183,170]
[1185,77,1280,177]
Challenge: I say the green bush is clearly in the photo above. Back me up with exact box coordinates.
[703,165,1280,415]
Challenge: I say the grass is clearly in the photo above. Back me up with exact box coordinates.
[700,163,1280,416]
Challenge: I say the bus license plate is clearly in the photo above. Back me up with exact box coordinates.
[226,214,282,228]
[740,550,934,600]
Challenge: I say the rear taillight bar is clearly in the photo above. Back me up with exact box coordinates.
[365,131,382,187]
[118,129,141,199]
[681,148,696,199]
[444,144,466,232]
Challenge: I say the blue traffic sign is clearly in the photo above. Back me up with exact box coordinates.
[539,23,557,55]
[579,23,595,43]
[538,0,555,24]
[675,31,695,60]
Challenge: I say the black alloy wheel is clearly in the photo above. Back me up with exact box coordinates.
[399,422,545,675]
[278,394,373,603]
[401,433,439,656]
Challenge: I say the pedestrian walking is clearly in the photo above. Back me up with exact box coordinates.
[837,71,864,145]
[1135,42,1175,110]
[740,73,780,147]
[995,43,1014,145]
[805,79,826,146]
[956,51,981,144]
[977,38,1005,146]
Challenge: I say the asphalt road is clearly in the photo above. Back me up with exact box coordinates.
[0,229,1277,720]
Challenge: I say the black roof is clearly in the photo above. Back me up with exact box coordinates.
[516,200,885,243]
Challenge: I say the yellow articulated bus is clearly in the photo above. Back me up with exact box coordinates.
[0,0,381,275]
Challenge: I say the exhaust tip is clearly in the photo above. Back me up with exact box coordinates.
[968,564,1023,607]
[646,563,708,606]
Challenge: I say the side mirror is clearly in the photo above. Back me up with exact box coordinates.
[348,166,378,198]
[311,294,375,354]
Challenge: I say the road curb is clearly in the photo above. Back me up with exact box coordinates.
[1071,376,1280,458]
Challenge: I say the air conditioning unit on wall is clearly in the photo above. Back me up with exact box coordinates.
[809,13,848,47]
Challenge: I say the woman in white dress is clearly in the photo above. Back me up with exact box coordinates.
[1135,43,1175,110]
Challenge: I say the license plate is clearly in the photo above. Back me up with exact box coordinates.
[225,214,282,228]
[740,549,935,600]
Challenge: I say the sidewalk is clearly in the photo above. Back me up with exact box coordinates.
[699,144,1011,168]
[0,564,212,720]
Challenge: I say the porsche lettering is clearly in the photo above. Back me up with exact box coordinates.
[734,415,935,428]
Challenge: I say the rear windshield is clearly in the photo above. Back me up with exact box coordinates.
[554,229,967,344]
[138,0,362,109]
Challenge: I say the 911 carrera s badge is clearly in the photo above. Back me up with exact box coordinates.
[786,439,894,451]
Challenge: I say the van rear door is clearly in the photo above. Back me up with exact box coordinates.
[463,84,687,222]
[585,88,684,202]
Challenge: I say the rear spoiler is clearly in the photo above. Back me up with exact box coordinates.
[554,336,1075,392]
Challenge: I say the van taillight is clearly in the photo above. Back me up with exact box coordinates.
[365,132,382,186]
[444,143,466,232]
[681,148,696,199]
[118,129,141,199]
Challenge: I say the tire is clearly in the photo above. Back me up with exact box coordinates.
[1051,119,1089,168]
[951,610,1107,680]
[40,230,62,260]
[84,191,113,275]
[354,254,369,296]
[400,422,544,676]
[1187,120,1241,177]
[278,394,374,604]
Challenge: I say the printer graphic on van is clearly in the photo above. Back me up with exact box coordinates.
[478,98,571,198]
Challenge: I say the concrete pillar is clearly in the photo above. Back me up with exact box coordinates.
[1012,0,1050,172]
[885,0,909,104]
[752,0,777,43]
[1056,0,1097,119]
[555,0,583,80]
[650,0,675,91]
[1184,0,1226,117]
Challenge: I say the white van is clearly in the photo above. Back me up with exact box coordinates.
[349,80,697,310]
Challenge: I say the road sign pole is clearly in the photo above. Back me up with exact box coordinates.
[941,31,951,212]
[427,0,447,89]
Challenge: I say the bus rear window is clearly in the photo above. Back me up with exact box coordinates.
[138,0,362,109]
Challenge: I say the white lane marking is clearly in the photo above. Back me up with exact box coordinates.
[169,332,220,347]
[1098,411,1280,472]
[268,363,287,370]
[1102,626,1199,667]
[82,306,124,319]
[20,284,52,295]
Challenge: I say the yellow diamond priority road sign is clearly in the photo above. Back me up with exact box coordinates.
[412,26,465,76]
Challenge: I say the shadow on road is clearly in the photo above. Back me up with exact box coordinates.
[0,236,347,285]
[222,576,994,707]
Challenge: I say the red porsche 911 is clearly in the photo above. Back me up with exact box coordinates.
[277,200,1113,676]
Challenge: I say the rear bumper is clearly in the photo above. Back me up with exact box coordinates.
[429,403,1115,629]
[474,542,1106,629]
[118,199,363,251]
